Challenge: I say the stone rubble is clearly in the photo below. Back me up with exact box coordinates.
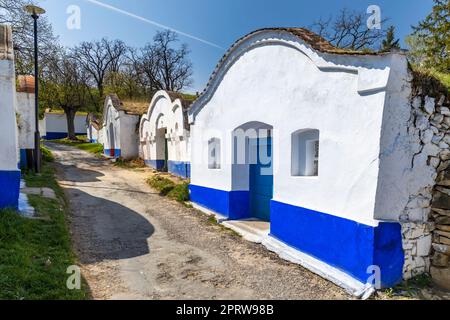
[402,79,450,290]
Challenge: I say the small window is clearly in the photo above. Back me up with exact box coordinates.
[291,129,320,176]
[208,138,221,169]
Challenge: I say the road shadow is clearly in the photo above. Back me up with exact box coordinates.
[65,188,155,264]
[56,163,105,183]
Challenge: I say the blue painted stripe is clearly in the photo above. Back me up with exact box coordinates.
[168,161,191,179]
[270,200,404,287]
[44,132,86,140]
[145,159,166,171]
[19,149,27,170]
[189,184,404,288]
[103,149,121,158]
[89,139,98,143]
[0,170,21,209]
[189,184,250,220]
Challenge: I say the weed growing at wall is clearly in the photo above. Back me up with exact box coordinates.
[147,175,190,202]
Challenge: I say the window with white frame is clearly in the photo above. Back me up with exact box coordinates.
[208,138,221,169]
[291,129,320,176]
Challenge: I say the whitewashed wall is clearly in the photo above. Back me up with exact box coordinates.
[103,97,140,160]
[189,33,401,227]
[0,44,19,170]
[45,113,87,137]
[0,24,20,209]
[140,91,190,164]
[87,124,99,142]
[120,112,140,159]
[15,92,35,149]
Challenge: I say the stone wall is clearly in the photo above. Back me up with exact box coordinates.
[402,71,450,290]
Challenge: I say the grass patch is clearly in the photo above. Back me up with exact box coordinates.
[378,274,433,299]
[147,175,190,202]
[0,152,89,300]
[114,158,146,169]
[41,145,54,162]
[51,138,103,157]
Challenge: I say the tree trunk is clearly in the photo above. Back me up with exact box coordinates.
[64,108,77,140]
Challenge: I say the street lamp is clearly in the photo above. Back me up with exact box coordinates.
[23,5,46,173]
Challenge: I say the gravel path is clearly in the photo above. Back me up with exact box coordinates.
[48,142,349,300]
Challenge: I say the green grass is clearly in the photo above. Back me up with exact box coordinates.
[41,145,54,163]
[114,158,146,169]
[147,175,190,202]
[412,66,450,93]
[51,138,103,157]
[0,153,89,300]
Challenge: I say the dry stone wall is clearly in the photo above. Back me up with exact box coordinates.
[401,72,450,290]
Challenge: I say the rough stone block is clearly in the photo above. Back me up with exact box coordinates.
[430,266,450,291]
[432,252,449,267]
[433,243,450,255]
[432,191,450,209]
[424,97,436,114]
[436,216,450,226]
[416,235,432,256]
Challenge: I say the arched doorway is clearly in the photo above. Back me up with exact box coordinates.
[155,127,168,172]
[109,123,115,157]
[232,122,273,221]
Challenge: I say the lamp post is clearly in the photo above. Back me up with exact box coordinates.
[23,5,45,173]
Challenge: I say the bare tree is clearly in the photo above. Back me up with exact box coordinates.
[71,38,127,100]
[153,30,193,91]
[0,0,59,74]
[41,50,93,140]
[138,30,193,92]
[311,8,388,51]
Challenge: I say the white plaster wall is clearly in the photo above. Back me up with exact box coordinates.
[87,124,99,142]
[119,111,140,160]
[39,117,46,137]
[103,101,121,151]
[103,98,140,159]
[190,39,399,226]
[98,127,104,145]
[15,92,35,149]
[45,113,87,134]
[140,91,190,163]
[0,60,19,170]
[374,54,422,221]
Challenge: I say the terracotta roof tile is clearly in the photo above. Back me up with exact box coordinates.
[17,75,35,93]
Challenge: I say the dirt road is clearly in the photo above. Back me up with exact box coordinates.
[48,142,349,300]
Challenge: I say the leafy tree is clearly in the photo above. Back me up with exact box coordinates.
[405,33,429,67]
[381,26,400,51]
[41,50,93,140]
[412,0,449,72]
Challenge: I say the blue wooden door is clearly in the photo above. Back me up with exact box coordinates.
[249,137,273,221]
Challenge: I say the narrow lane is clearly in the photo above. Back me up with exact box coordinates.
[48,142,349,300]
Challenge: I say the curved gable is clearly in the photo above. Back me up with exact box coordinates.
[139,90,191,142]
[189,28,401,123]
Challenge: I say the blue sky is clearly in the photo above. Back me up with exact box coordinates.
[39,0,434,93]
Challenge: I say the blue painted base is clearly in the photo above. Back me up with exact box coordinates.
[89,139,98,143]
[104,149,121,158]
[145,159,166,171]
[168,161,190,179]
[19,149,27,169]
[44,132,86,140]
[270,200,404,287]
[0,170,21,209]
[189,184,250,220]
[189,184,404,288]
